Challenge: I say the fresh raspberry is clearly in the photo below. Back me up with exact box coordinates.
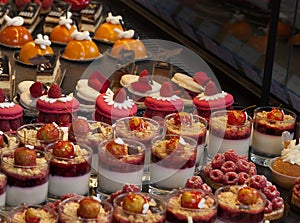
[221,161,236,173]
[236,159,250,173]
[238,172,249,185]
[223,171,239,185]
[238,154,248,161]
[121,184,140,193]
[193,71,210,86]
[264,199,273,213]
[138,69,150,84]
[295,177,300,185]
[263,185,280,200]
[9,119,21,131]
[201,163,212,176]
[250,175,267,190]
[48,84,62,98]
[209,169,224,183]
[0,89,5,103]
[0,120,10,132]
[57,114,70,126]
[204,81,219,96]
[29,82,43,98]
[185,176,203,189]
[113,88,127,103]
[211,153,225,169]
[272,197,284,210]
[248,162,257,176]
[160,82,173,97]
[224,149,239,162]
[201,183,212,193]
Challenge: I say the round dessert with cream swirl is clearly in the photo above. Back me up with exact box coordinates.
[0,15,33,47]
[94,12,124,43]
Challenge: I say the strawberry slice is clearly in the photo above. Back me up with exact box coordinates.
[227,110,246,125]
[29,82,44,98]
[52,140,75,159]
[14,147,37,166]
[166,137,180,154]
[131,82,152,93]
[88,71,110,93]
[160,82,173,97]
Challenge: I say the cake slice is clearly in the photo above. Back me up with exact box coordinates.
[79,2,103,33]
[0,54,14,100]
[18,2,41,33]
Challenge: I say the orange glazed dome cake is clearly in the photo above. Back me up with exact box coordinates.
[62,30,101,60]
[0,15,33,48]
[19,34,54,65]
[111,28,147,59]
[94,12,124,43]
[50,12,77,44]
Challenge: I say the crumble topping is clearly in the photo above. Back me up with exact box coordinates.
[255,111,295,128]
[12,207,57,223]
[165,118,206,136]
[85,122,113,141]
[49,145,91,164]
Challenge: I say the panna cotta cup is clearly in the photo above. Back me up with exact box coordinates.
[58,196,113,223]
[17,123,64,151]
[207,110,252,161]
[97,138,145,197]
[113,192,167,223]
[250,106,296,166]
[11,204,58,223]
[149,134,197,195]
[45,142,92,198]
[166,188,218,223]
[215,185,266,223]
[1,149,50,206]
[164,112,207,173]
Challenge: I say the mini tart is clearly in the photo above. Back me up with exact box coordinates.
[11,206,57,223]
[291,184,300,212]
[272,157,300,178]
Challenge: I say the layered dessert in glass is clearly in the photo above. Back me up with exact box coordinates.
[215,185,266,223]
[97,138,145,196]
[251,106,296,166]
[150,135,197,194]
[0,174,6,206]
[113,192,167,223]
[17,123,64,151]
[59,196,113,223]
[164,112,207,171]
[1,147,50,206]
[45,140,92,198]
[11,204,58,223]
[207,110,252,160]
[166,188,217,223]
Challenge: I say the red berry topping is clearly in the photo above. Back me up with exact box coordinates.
[36,123,60,143]
[0,132,4,148]
[185,176,203,189]
[223,171,239,185]
[113,88,127,103]
[106,139,128,159]
[138,69,150,84]
[128,117,147,131]
[181,190,204,209]
[160,82,173,97]
[48,84,62,98]
[29,82,44,98]
[263,185,280,200]
[173,112,192,126]
[227,110,247,125]
[52,140,75,159]
[77,197,101,219]
[69,118,91,136]
[211,153,225,169]
[224,149,239,163]
[14,147,37,166]
[272,197,284,210]
[204,81,219,96]
[25,208,40,223]
[122,193,147,213]
[250,175,267,190]
[267,108,284,121]
[88,71,110,93]
[237,186,259,205]
[0,89,5,103]
[193,72,211,86]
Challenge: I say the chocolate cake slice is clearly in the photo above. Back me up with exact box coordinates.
[79,2,103,33]
[18,2,41,33]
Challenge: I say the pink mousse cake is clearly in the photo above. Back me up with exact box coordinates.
[94,88,137,125]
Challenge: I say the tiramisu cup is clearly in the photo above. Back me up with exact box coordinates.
[149,135,197,195]
[251,106,296,166]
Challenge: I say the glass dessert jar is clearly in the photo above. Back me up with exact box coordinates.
[250,106,296,166]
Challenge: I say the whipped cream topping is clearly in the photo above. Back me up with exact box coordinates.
[114,28,135,39]
[281,143,300,165]
[4,15,24,26]
[34,34,51,50]
[196,91,227,101]
[114,138,124,145]
[150,92,180,101]
[106,12,122,25]
[59,12,73,30]
[0,101,15,108]
[39,95,73,103]
[103,89,135,110]
[71,30,91,41]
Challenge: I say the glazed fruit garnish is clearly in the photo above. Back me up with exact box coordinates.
[77,197,101,219]
[227,110,247,125]
[48,83,62,99]
[267,108,284,121]
[129,117,147,131]
[160,82,173,97]
[138,69,150,84]
[122,193,148,214]
[36,123,60,143]
[106,138,128,159]
[204,81,219,96]
[25,208,40,223]
[181,190,205,209]
[14,147,37,166]
[0,88,5,103]
[52,140,75,159]
[237,186,259,205]
[113,88,127,103]
[173,112,193,126]
[69,118,91,136]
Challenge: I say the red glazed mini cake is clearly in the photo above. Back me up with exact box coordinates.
[19,34,54,65]
[94,12,124,43]
[0,15,33,48]
[0,88,23,132]
[144,82,184,124]
[36,84,80,126]
[94,88,137,125]
[193,80,234,121]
